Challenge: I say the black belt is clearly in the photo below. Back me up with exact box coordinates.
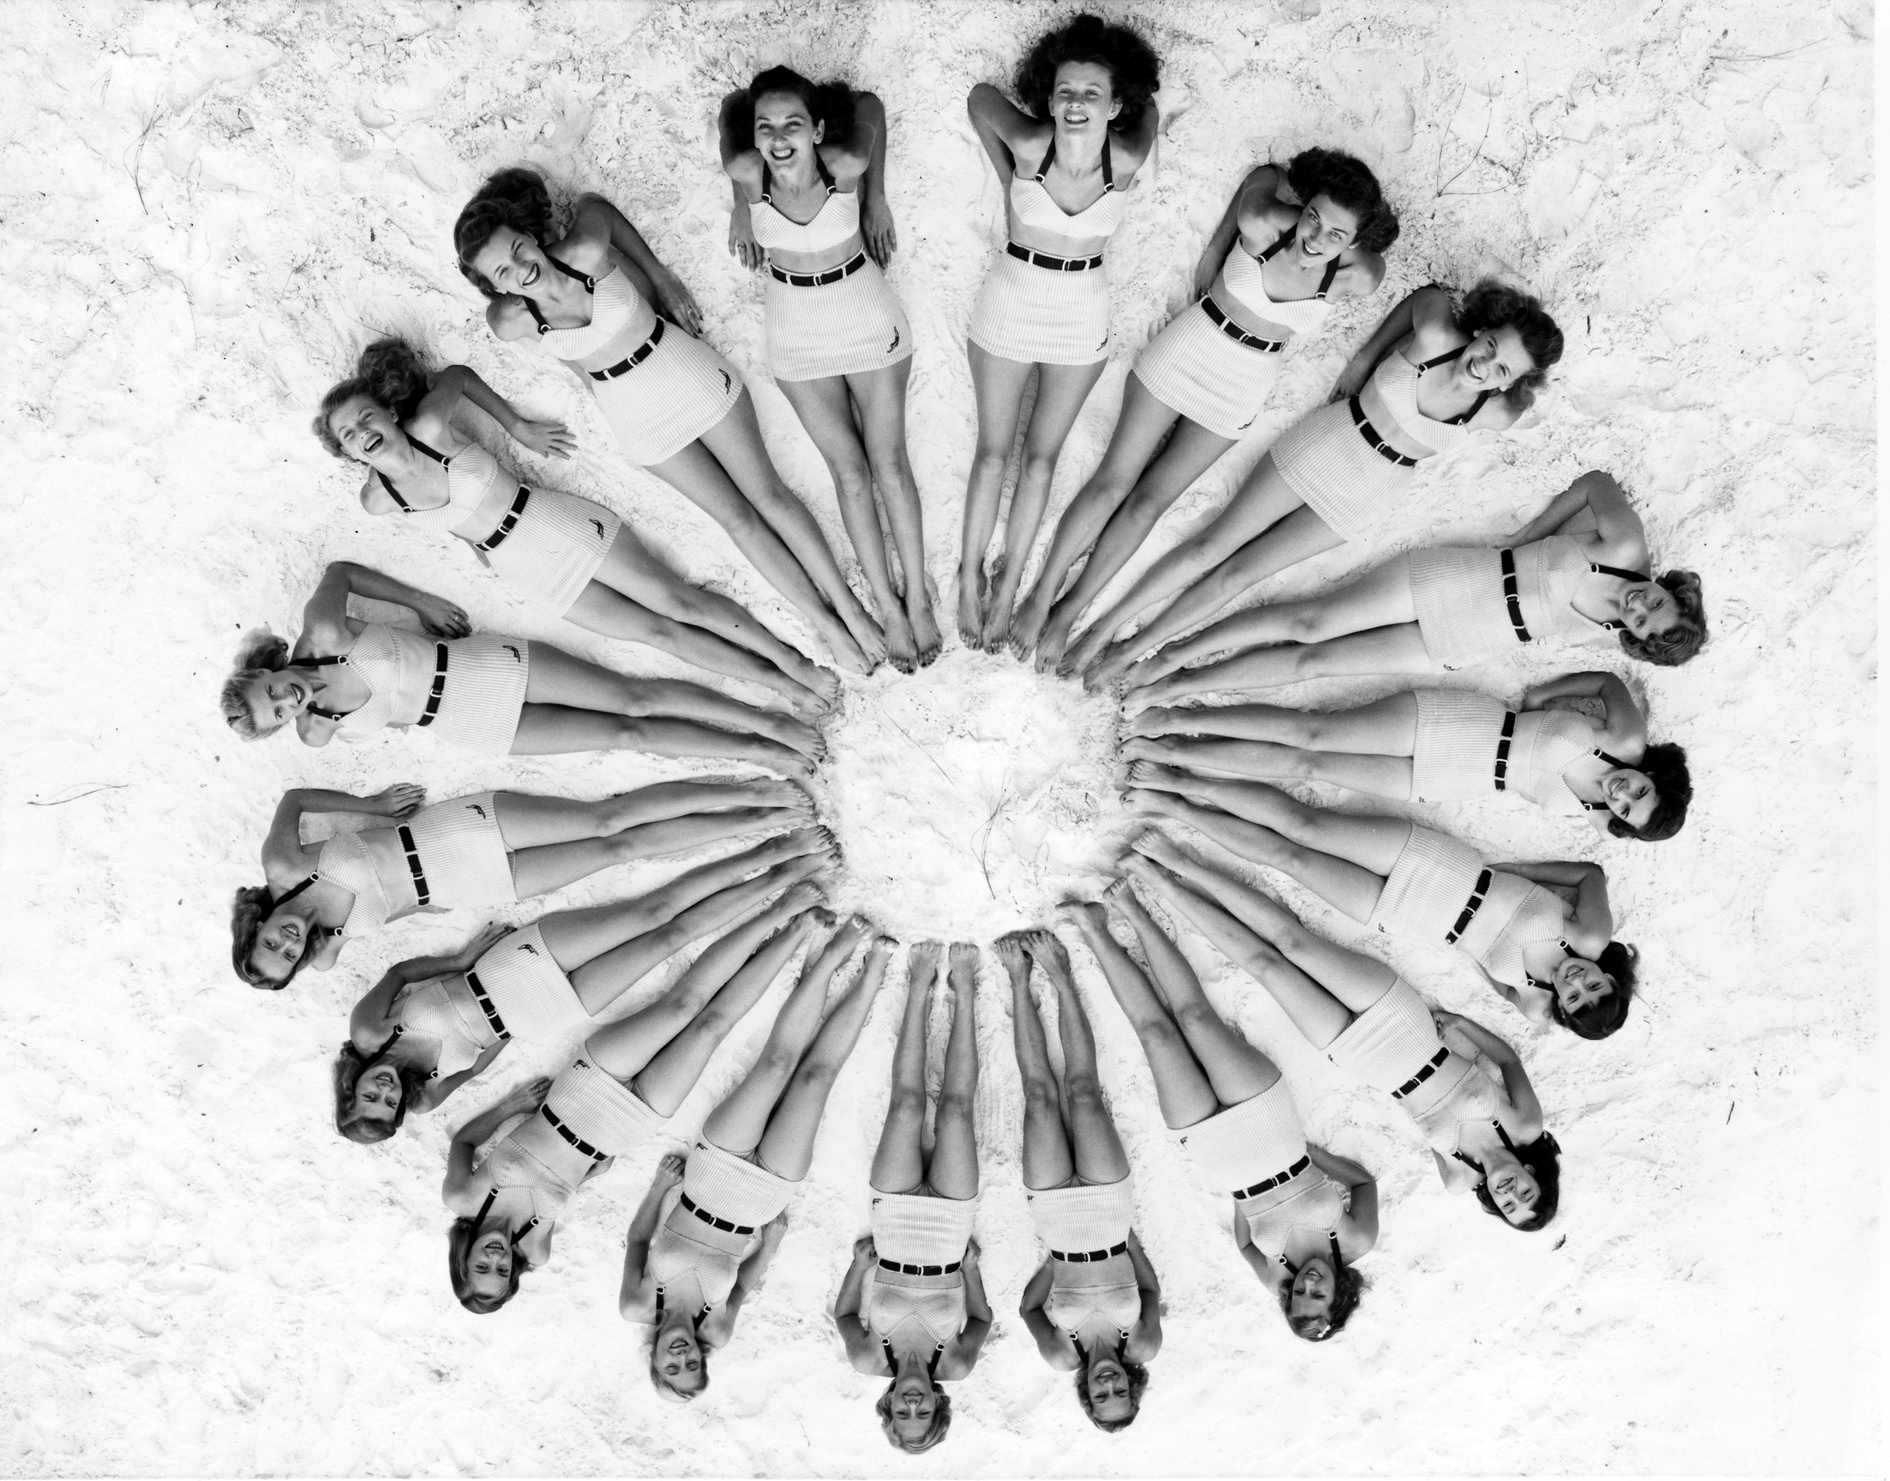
[1391,1046,1450,1099]
[1492,710,1518,791]
[1500,548,1532,642]
[588,317,665,380]
[1445,868,1494,945]
[476,486,531,552]
[541,1103,607,1160]
[1348,396,1420,466]
[680,1191,754,1236]
[1051,1242,1128,1263]
[396,824,430,905]
[464,969,510,1040]
[414,643,449,726]
[879,1257,962,1276]
[1202,295,1285,352]
[769,250,868,287]
[1006,241,1103,272]
[1232,1153,1311,1200]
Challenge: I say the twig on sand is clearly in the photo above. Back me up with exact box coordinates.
[126,104,166,215]
[878,707,955,786]
[974,787,1012,900]
[28,783,128,807]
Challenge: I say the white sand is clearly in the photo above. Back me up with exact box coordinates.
[0,0,1878,1474]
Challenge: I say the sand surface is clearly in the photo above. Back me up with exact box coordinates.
[0,0,1879,1474]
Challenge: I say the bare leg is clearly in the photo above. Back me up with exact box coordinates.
[702,915,869,1152]
[1103,877,1281,1108]
[850,358,942,667]
[959,346,1034,644]
[647,434,871,673]
[925,943,982,1199]
[1130,694,1420,750]
[1000,932,1074,1191]
[778,374,919,671]
[1062,896,1215,1129]
[1087,506,1347,685]
[567,851,831,1014]
[520,643,823,760]
[505,807,805,901]
[750,931,893,1181]
[871,942,941,1193]
[695,391,889,669]
[1128,625,1436,710]
[982,358,1110,652]
[1122,693,1417,798]
[536,825,826,964]
[1027,929,1130,1185]
[494,777,809,845]
[582,886,822,1086]
[1059,451,1305,678]
[627,906,828,1115]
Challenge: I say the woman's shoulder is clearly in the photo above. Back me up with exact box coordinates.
[1333,249,1388,300]
[486,295,537,342]
[820,139,870,187]
[725,146,766,194]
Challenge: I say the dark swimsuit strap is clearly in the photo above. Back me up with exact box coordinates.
[1455,1117,1517,1178]
[295,653,356,722]
[1030,133,1114,190]
[375,432,450,508]
[760,150,836,205]
[472,1185,538,1248]
[882,1338,943,1379]
[1278,1230,1344,1277]
[1590,561,1652,583]
[273,873,320,909]
[1256,226,1341,298]
[1593,747,1633,769]
[523,249,596,334]
[653,1286,710,1331]
[1416,343,1495,424]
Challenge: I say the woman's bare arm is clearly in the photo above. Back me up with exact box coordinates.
[1308,1144,1380,1250]
[426,364,575,461]
[941,1242,994,1378]
[853,91,897,265]
[1433,1010,1543,1138]
[1018,1258,1078,1367]
[833,1237,889,1372]
[571,194,704,334]
[1329,285,1450,401]
[301,561,471,642]
[1190,164,1281,297]
[618,1155,682,1319]
[966,81,1038,177]
[441,1078,546,1210]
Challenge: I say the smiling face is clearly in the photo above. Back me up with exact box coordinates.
[349,1062,403,1127]
[1049,61,1121,130]
[1600,768,1658,830]
[654,1320,706,1397]
[464,1229,514,1299]
[1084,1346,1135,1423]
[1296,193,1362,262]
[1617,581,1685,643]
[468,225,551,298]
[887,1370,938,1440]
[325,394,402,464]
[1286,1255,1337,1334]
[753,90,822,170]
[1484,1153,1544,1226]
[248,907,311,984]
[1457,324,1536,393]
[236,670,315,737]
[1550,956,1617,1018]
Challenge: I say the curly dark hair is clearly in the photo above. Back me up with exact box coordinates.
[1015,14,1161,134]
[454,166,560,298]
[312,338,432,458]
[1549,941,1638,1041]
[1071,1337,1151,1430]
[229,883,322,990]
[1285,147,1400,253]
[875,1381,952,1452]
[736,65,858,151]
[333,1040,430,1144]
[448,1215,530,1314]
[1474,1130,1563,1232]
[1275,1259,1368,1342]
[1618,571,1708,667]
[1608,742,1692,842]
[1459,279,1565,409]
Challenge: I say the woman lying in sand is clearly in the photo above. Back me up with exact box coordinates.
[1013,147,1396,667]
[719,68,940,672]
[231,779,808,988]
[958,13,1160,651]
[1000,930,1162,1429]
[219,560,822,777]
[623,918,890,1400]
[1061,887,1377,1341]
[315,338,837,718]
[833,943,990,1453]
[1121,836,1562,1231]
[1122,470,1707,705]
[1128,670,1693,842]
[442,889,826,1313]
[455,168,886,673]
[1125,775,1639,1040]
[334,831,832,1141]
[1066,281,1565,687]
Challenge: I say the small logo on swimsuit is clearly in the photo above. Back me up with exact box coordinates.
[589,518,606,539]
[886,327,901,353]
[719,370,733,393]
[1096,333,1110,351]
[468,803,488,820]
[503,644,522,663]
[1178,1134,1190,1146]
[1238,417,1255,431]
[517,942,540,957]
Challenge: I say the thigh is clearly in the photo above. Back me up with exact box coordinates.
[521,642,632,711]
[1194,452,1306,550]
[646,436,762,527]
[1298,554,1421,638]
[1089,374,1186,489]
[1297,810,1416,878]
[1304,692,1421,754]
[535,898,663,971]
[590,526,687,603]
[967,343,1036,453]
[691,390,792,502]
[778,375,875,485]
[1129,408,1237,506]
[490,790,608,849]
[846,358,915,467]
[870,1101,929,1195]
[1021,360,1109,460]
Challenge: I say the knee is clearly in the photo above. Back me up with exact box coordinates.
[828,457,875,503]
[1136,1014,1184,1053]
[1280,610,1328,645]
[1021,1079,1061,1117]
[788,1055,837,1091]
[1174,998,1222,1035]
[936,1087,976,1122]
[1019,448,1060,487]
[608,717,655,757]
[1064,1068,1105,1106]
[886,1084,927,1121]
[970,446,1010,482]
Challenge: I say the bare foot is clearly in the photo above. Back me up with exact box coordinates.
[1082,637,1138,693]
[1021,927,1074,979]
[782,879,828,912]
[883,604,920,675]
[908,940,944,982]
[1007,586,1051,660]
[908,592,943,669]
[1126,705,1179,739]
[954,564,985,648]
[747,777,813,811]
[1055,898,1109,936]
[947,941,979,989]
[992,931,1029,977]
[805,905,839,933]
[866,931,897,961]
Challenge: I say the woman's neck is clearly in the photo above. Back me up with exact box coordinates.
[1051,122,1106,172]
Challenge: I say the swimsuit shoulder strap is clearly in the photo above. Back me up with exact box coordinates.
[1445,388,1496,426]
[472,1186,500,1233]
[1257,225,1297,262]
[1592,747,1633,768]
[1494,1119,1520,1156]
[1417,343,1467,371]
[814,151,836,192]
[1590,561,1652,583]
[758,163,773,204]
[1100,134,1115,190]
[374,469,413,510]
[928,1342,944,1379]
[543,250,596,292]
[273,873,321,909]
[405,433,449,465]
[1316,252,1343,297]
[1030,132,1055,181]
